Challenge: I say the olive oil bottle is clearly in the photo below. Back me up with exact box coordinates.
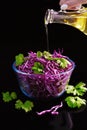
[44,6,87,51]
[45,6,87,35]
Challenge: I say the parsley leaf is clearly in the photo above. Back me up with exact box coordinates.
[22,100,34,112]
[65,96,86,108]
[43,51,52,59]
[15,99,34,112]
[75,82,87,96]
[2,91,12,102]
[37,51,43,58]
[2,91,17,102]
[65,82,87,96]
[65,82,87,108]
[10,92,17,99]
[59,58,71,68]
[65,96,77,108]
[75,96,86,108]
[15,53,25,66]
[15,99,23,110]
[32,62,44,74]
[65,85,75,94]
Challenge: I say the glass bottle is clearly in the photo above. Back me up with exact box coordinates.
[44,6,87,35]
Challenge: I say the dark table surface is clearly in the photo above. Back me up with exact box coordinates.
[0,1,87,130]
[0,81,87,130]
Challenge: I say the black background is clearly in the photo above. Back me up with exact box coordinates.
[0,0,87,130]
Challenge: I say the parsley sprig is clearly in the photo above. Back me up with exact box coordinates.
[15,53,25,66]
[65,96,86,108]
[65,82,87,96]
[2,91,34,112]
[15,99,34,112]
[65,82,87,108]
[32,62,44,74]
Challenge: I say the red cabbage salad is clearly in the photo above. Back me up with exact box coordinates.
[14,50,75,98]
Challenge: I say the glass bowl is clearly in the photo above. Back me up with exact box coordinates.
[12,58,75,101]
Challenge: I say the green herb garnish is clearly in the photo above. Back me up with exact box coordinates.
[75,82,87,96]
[59,58,71,68]
[32,62,44,74]
[37,51,43,58]
[15,51,70,69]
[15,53,25,66]
[65,82,87,108]
[15,99,34,112]
[36,51,70,69]
[2,91,34,112]
[43,51,52,59]
[22,100,34,112]
[15,99,23,109]
[65,82,87,96]
[2,91,17,102]
[65,96,86,108]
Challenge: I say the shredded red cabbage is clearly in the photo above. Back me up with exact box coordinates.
[14,50,75,99]
[36,101,63,115]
